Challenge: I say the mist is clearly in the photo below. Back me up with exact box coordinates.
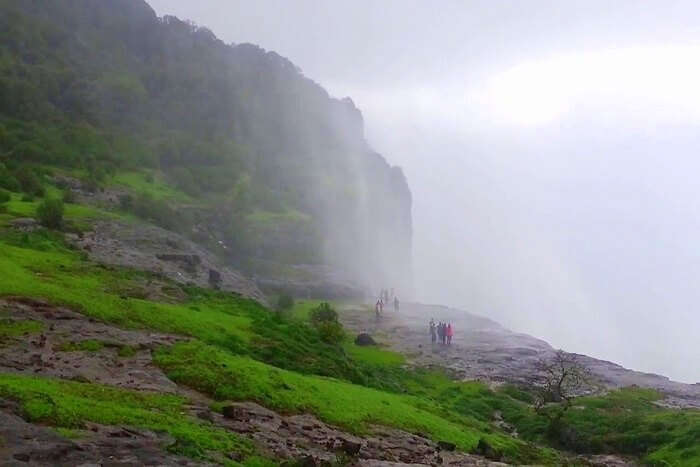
[147,0,700,383]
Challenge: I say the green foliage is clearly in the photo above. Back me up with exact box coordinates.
[121,193,190,232]
[117,345,138,358]
[309,302,339,324]
[0,373,256,463]
[14,165,45,197]
[0,164,21,192]
[61,188,75,204]
[154,341,554,464]
[0,188,10,203]
[0,319,43,339]
[276,293,294,311]
[36,197,64,229]
[309,302,345,345]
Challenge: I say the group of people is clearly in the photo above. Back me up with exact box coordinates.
[429,318,453,345]
[375,288,399,316]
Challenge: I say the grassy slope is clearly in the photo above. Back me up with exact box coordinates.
[0,187,697,466]
[0,373,266,466]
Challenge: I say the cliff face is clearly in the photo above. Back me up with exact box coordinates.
[0,0,413,295]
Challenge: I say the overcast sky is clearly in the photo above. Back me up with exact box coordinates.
[147,0,700,383]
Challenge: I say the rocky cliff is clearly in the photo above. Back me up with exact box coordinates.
[0,0,413,297]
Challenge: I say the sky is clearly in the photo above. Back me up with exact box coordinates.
[147,0,700,383]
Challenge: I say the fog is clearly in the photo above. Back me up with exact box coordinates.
[147,0,700,383]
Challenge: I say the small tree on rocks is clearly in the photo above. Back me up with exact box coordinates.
[533,350,590,438]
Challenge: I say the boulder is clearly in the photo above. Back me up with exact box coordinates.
[340,438,362,456]
[475,438,501,461]
[355,333,376,346]
[222,405,247,420]
[208,269,222,288]
[436,440,456,452]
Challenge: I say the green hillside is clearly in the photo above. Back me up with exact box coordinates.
[0,1,697,466]
[0,0,412,291]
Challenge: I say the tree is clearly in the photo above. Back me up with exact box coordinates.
[309,302,345,344]
[36,197,64,229]
[533,350,591,437]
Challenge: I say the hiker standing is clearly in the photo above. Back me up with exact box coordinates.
[375,298,383,317]
[393,296,400,312]
[437,322,444,344]
[447,323,453,345]
[429,319,436,343]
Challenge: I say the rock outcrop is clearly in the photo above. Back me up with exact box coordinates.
[69,221,266,304]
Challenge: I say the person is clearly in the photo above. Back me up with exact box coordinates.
[429,318,436,343]
[375,298,383,317]
[393,296,400,312]
[437,322,444,344]
[441,323,447,344]
[447,323,453,345]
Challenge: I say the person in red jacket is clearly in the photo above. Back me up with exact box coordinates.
[446,323,454,345]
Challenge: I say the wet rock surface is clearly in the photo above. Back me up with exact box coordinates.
[200,402,509,466]
[339,302,700,409]
[0,298,511,466]
[0,298,183,392]
[0,403,207,466]
[69,221,266,304]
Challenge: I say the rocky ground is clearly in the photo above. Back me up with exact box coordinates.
[339,302,700,409]
[0,298,511,466]
[69,221,267,305]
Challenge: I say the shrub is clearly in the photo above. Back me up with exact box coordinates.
[15,166,45,197]
[309,302,345,344]
[277,294,294,311]
[118,194,133,210]
[0,170,21,192]
[0,189,10,203]
[36,198,64,229]
[21,194,35,202]
[62,188,76,204]
[309,302,339,325]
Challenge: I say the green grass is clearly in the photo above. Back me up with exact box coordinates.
[0,233,389,384]
[154,340,556,465]
[0,237,257,349]
[342,340,405,367]
[0,373,259,464]
[0,192,121,230]
[112,171,192,202]
[289,299,326,320]
[0,223,697,466]
[117,344,138,358]
[0,318,43,338]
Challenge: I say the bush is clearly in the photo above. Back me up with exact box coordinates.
[62,188,76,204]
[0,170,21,192]
[127,194,190,232]
[309,302,345,344]
[277,294,294,311]
[21,194,35,202]
[309,302,339,325]
[36,198,64,229]
[15,166,45,197]
[0,189,10,203]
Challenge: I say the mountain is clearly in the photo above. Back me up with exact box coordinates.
[0,2,698,466]
[0,0,412,296]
